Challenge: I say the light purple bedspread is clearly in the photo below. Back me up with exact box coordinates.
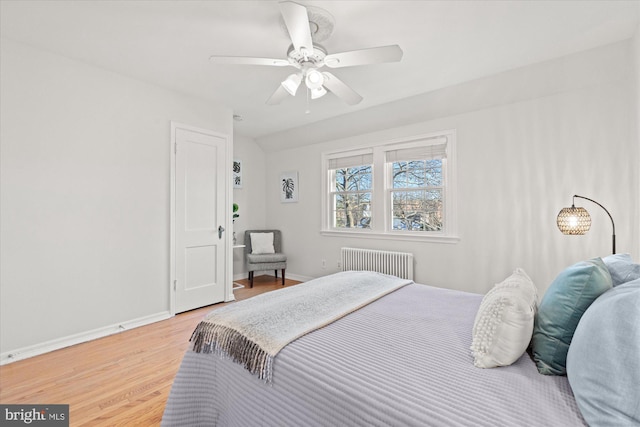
[162,283,586,426]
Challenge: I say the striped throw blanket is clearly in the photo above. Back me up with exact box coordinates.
[190,270,412,382]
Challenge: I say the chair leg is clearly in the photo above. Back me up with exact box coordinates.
[281,268,285,286]
[249,271,254,288]
[274,269,278,279]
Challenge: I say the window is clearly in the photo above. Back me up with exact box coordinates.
[387,143,446,232]
[322,131,457,243]
[328,152,373,229]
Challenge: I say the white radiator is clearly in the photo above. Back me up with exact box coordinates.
[341,247,414,280]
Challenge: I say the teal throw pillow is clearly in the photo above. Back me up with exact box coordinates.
[532,258,612,375]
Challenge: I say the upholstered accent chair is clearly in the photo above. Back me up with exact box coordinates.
[244,230,287,288]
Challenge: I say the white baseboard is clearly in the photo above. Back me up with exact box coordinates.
[233,272,247,281]
[0,311,172,366]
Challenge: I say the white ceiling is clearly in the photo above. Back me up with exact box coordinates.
[1,0,639,146]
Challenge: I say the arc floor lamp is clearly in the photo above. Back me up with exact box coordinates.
[556,195,616,254]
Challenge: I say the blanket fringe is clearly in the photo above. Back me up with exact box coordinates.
[190,322,274,383]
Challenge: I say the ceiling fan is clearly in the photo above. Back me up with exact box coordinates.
[209,1,403,106]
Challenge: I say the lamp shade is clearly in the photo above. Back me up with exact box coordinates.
[281,74,302,96]
[557,206,591,235]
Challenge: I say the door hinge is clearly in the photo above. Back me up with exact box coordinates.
[174,143,177,154]
[173,279,177,291]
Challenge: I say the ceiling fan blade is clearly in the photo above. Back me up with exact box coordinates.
[322,72,363,105]
[324,45,403,68]
[209,56,290,67]
[279,1,314,53]
[266,84,291,105]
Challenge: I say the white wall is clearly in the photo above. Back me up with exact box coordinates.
[232,135,267,279]
[0,38,232,360]
[265,40,639,296]
[634,16,640,250]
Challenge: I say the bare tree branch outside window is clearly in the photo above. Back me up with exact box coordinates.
[331,165,372,229]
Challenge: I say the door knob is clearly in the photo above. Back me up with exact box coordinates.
[218,226,225,239]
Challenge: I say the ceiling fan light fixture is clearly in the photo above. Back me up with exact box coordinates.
[281,73,302,96]
[310,86,327,99]
[305,69,324,90]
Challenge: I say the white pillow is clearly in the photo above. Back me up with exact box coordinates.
[250,232,275,254]
[470,268,538,368]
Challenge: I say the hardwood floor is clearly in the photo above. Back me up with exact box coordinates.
[0,275,302,426]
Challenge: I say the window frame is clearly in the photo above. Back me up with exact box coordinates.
[321,130,458,243]
[387,159,444,233]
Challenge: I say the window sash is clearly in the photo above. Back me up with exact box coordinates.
[390,187,444,232]
[331,191,372,229]
[332,166,373,192]
[391,159,443,189]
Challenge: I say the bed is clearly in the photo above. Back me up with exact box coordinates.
[161,269,602,427]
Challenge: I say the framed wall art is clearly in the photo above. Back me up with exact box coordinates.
[233,159,242,188]
[280,171,299,203]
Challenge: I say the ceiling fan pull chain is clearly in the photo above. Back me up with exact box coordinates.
[305,87,311,114]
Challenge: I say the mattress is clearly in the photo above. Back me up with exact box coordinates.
[162,283,586,426]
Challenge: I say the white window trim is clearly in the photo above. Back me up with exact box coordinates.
[321,130,459,243]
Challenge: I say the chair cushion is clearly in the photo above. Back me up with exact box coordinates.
[247,253,287,264]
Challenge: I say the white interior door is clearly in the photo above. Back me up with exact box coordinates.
[173,125,228,313]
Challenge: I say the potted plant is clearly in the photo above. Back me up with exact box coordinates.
[233,203,239,222]
[232,203,239,244]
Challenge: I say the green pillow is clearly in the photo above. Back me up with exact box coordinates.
[532,258,612,375]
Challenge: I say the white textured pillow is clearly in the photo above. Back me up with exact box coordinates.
[250,232,275,254]
[470,268,538,368]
